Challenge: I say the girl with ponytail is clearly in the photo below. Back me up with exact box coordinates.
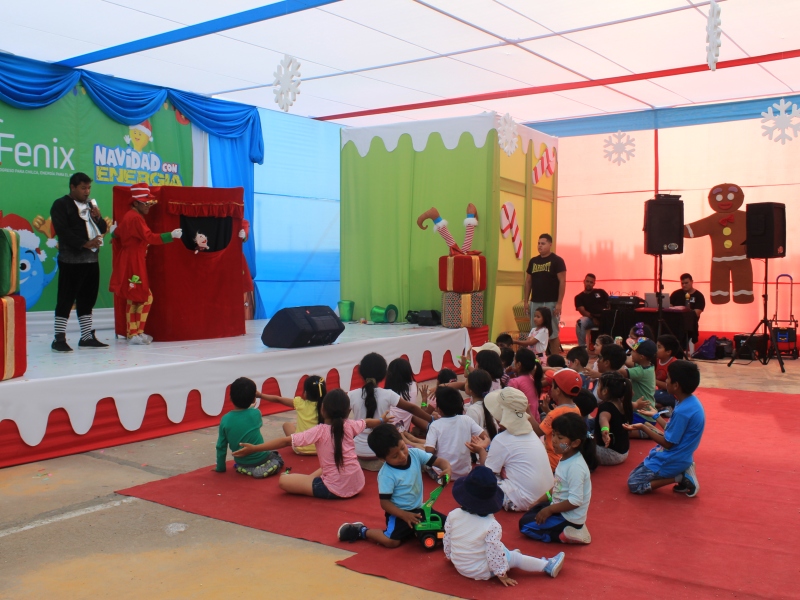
[233,389,389,499]
[593,371,633,466]
[257,375,327,455]
[348,353,433,470]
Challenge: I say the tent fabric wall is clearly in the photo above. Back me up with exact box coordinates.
[554,118,799,340]
[252,109,342,318]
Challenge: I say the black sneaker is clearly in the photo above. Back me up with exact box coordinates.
[338,522,365,542]
[673,462,699,497]
[51,334,73,353]
[78,330,109,349]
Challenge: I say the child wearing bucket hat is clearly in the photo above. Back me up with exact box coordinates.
[466,388,552,512]
[444,466,565,585]
[530,369,583,471]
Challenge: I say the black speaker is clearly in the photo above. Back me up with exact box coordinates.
[643,197,684,255]
[261,306,345,348]
[746,203,786,259]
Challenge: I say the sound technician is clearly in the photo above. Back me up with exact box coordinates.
[669,273,705,350]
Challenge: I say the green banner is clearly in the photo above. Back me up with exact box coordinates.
[0,84,193,311]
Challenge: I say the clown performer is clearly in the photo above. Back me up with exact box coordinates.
[109,184,182,345]
[683,183,754,305]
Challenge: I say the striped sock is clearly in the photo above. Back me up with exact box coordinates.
[54,316,68,336]
[78,315,93,341]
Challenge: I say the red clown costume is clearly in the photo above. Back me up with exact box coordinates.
[109,183,182,343]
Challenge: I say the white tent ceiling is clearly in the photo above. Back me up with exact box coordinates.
[3,0,800,126]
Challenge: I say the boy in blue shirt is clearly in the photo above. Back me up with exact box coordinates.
[338,424,452,548]
[624,360,705,497]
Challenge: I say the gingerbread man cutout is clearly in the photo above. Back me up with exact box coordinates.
[684,183,754,305]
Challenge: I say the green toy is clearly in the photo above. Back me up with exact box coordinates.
[414,474,450,550]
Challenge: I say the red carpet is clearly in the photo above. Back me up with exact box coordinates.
[118,388,800,599]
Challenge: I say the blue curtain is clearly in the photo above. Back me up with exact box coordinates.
[0,52,264,312]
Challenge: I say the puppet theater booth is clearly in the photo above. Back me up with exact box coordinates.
[340,112,558,340]
[530,94,800,346]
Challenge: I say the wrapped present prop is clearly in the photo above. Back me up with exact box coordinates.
[513,301,532,334]
[442,291,484,329]
[438,251,487,293]
[1,294,26,381]
[0,228,21,296]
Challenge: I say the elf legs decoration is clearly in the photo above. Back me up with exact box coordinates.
[463,203,478,253]
[127,291,154,339]
[417,207,461,253]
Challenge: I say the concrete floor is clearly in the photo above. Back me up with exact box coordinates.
[1,357,798,599]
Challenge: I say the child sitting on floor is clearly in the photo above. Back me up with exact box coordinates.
[530,369,583,472]
[593,372,633,466]
[349,353,432,470]
[215,377,284,478]
[464,369,498,440]
[385,358,419,433]
[574,389,598,434]
[233,389,389,499]
[257,375,326,455]
[507,348,543,420]
[338,424,452,548]
[517,307,552,360]
[495,333,514,350]
[655,334,683,411]
[589,335,614,372]
[566,346,591,389]
[546,354,567,369]
[466,388,552,512]
[519,413,594,545]
[425,387,487,480]
[624,360,704,498]
[445,466,565,586]
[500,346,516,387]
[626,322,654,352]
[625,338,658,437]
[455,349,505,393]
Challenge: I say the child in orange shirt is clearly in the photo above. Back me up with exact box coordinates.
[530,369,583,471]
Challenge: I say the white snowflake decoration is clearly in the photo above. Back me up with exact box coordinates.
[496,113,519,156]
[706,0,722,71]
[760,98,800,145]
[603,131,635,166]
[273,54,301,112]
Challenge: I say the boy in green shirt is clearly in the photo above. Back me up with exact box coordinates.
[215,377,284,478]
[625,339,657,438]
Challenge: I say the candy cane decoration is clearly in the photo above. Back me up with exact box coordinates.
[532,147,555,184]
[500,201,522,259]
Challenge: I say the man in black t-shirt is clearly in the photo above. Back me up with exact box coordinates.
[524,233,567,355]
[669,273,705,346]
[574,273,609,347]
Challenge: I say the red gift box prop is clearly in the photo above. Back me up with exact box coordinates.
[438,251,487,292]
[1,294,27,381]
[112,186,246,342]
[442,291,484,329]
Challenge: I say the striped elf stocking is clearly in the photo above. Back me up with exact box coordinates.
[417,207,461,253]
[463,203,478,252]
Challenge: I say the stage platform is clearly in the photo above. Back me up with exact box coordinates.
[0,321,486,469]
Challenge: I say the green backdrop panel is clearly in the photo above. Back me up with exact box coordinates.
[0,85,193,311]
[341,130,497,324]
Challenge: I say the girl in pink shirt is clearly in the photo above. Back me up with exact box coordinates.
[233,389,387,499]
[507,348,544,422]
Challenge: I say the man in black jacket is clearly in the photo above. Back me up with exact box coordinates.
[50,173,109,352]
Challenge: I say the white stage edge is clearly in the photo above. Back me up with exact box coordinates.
[0,321,470,447]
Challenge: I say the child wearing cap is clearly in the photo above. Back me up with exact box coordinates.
[530,369,583,471]
[466,388,552,512]
[445,466,565,586]
[624,338,658,437]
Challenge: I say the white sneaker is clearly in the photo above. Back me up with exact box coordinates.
[559,525,591,544]
[128,334,145,345]
[140,333,153,344]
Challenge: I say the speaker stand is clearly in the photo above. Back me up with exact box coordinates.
[728,258,785,373]
[655,254,676,340]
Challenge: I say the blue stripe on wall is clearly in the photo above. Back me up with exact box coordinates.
[525,93,800,137]
[57,0,342,68]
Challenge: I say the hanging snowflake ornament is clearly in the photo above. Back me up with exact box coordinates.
[496,113,519,156]
[706,0,722,71]
[273,54,301,112]
[761,98,800,145]
[603,131,635,166]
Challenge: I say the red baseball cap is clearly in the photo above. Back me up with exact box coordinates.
[552,368,583,396]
